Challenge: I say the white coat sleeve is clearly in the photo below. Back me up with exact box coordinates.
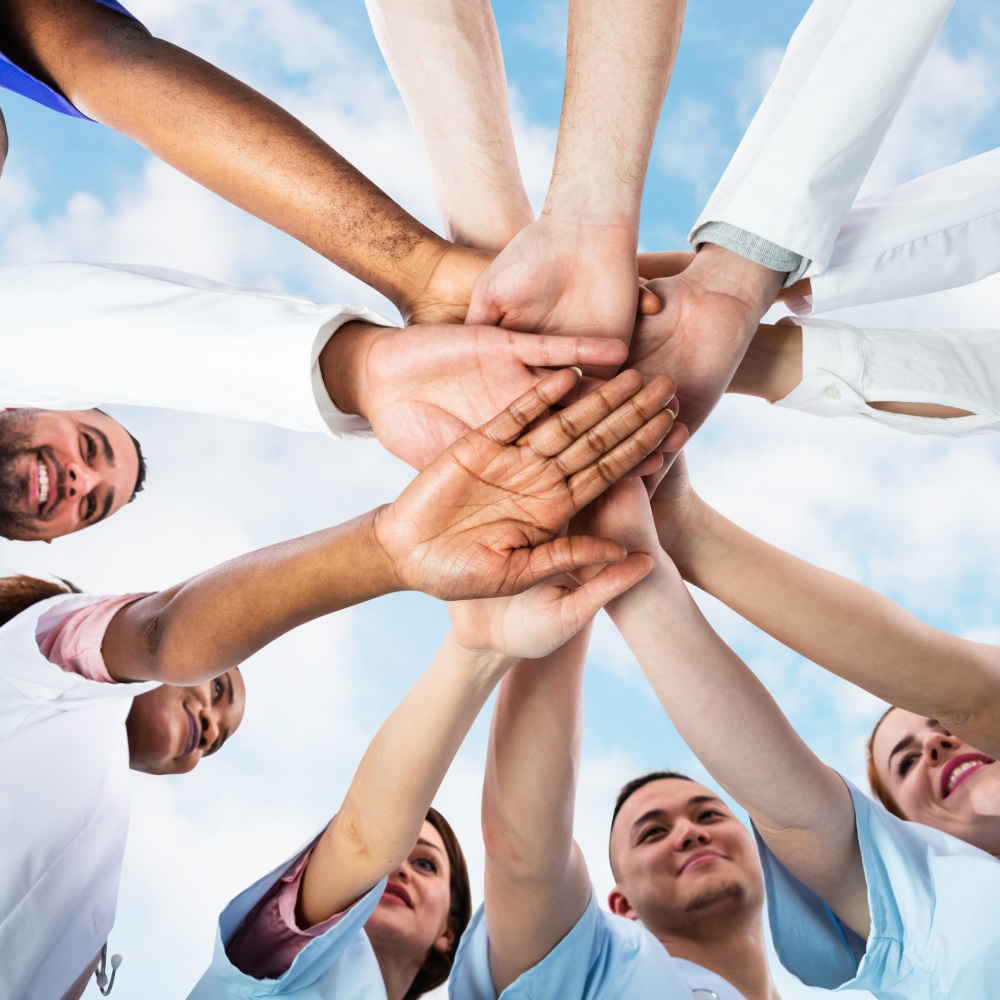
[784,148,1000,314]
[0,261,399,438]
[690,0,955,283]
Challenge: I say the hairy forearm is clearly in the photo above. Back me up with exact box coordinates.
[103,510,398,684]
[678,504,1000,754]
[547,0,686,222]
[302,633,511,923]
[14,0,448,314]
[366,0,533,251]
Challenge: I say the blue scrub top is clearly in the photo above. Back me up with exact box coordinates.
[449,887,745,1000]
[0,0,140,120]
[757,776,1000,998]
[188,842,389,1000]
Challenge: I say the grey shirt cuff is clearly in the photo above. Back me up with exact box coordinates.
[691,221,811,286]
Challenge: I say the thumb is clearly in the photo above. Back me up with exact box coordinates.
[465,270,504,328]
[504,535,627,592]
[563,554,655,622]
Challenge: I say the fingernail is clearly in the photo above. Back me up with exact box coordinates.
[570,367,583,378]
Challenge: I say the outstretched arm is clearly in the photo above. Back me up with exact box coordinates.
[0,0,485,323]
[365,0,533,252]
[480,628,593,993]
[102,368,677,684]
[597,479,869,935]
[300,550,651,923]
[465,0,686,348]
[650,458,1000,759]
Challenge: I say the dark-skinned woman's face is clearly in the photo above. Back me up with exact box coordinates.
[126,669,246,775]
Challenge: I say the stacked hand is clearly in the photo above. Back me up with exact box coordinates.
[375,367,678,600]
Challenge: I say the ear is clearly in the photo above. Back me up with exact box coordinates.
[44,538,53,544]
[432,923,455,954]
[0,105,7,177]
[607,887,638,920]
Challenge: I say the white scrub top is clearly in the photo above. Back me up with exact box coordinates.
[0,261,396,439]
[449,888,744,1000]
[0,595,159,1000]
[757,777,1000,998]
[189,846,387,999]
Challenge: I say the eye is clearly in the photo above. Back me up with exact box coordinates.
[413,856,438,874]
[83,433,97,462]
[84,493,98,520]
[898,752,920,778]
[213,679,224,700]
[638,824,667,844]
[698,809,724,822]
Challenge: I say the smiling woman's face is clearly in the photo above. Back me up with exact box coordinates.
[364,820,455,964]
[872,708,1000,854]
[126,669,246,775]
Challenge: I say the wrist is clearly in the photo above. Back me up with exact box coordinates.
[689,243,786,319]
[541,173,642,232]
[443,630,517,684]
[318,321,380,418]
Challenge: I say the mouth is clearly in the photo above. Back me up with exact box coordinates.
[677,850,727,875]
[940,753,995,799]
[380,881,412,908]
[33,452,58,517]
[181,706,200,757]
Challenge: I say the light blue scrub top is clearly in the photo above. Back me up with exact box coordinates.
[187,845,388,1000]
[449,887,747,1000]
[757,777,1000,998]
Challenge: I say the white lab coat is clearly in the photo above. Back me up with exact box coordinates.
[788,147,1000,314]
[0,261,395,439]
[692,0,955,276]
[0,595,158,1000]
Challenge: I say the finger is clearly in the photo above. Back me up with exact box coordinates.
[531,373,608,409]
[624,452,664,478]
[638,286,662,315]
[478,368,582,444]
[554,375,677,474]
[656,421,689,453]
[499,535,628,593]
[518,369,649,458]
[568,409,677,509]
[507,331,630,370]
[563,554,655,621]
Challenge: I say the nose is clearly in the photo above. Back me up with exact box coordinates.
[64,459,99,499]
[197,709,221,753]
[672,817,710,851]
[925,730,959,765]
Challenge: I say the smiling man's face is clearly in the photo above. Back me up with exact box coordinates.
[608,778,763,941]
[0,408,141,541]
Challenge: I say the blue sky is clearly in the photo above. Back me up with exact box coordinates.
[2,1,1000,997]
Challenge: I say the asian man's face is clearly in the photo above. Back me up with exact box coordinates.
[608,778,763,941]
[0,408,140,541]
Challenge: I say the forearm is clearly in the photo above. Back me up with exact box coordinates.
[302,633,511,922]
[547,0,686,226]
[16,1,447,315]
[366,0,533,251]
[103,509,399,684]
[676,503,1000,754]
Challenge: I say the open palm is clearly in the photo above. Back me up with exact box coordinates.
[375,368,677,600]
[356,323,629,469]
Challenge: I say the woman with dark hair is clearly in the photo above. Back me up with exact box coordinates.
[600,453,1000,999]
[0,370,678,1000]
[189,525,652,998]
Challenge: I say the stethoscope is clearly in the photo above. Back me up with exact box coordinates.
[94,943,122,996]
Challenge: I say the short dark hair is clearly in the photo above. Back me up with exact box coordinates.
[127,430,147,502]
[611,770,695,830]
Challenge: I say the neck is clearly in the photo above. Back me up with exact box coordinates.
[654,909,780,1000]
[368,935,424,1000]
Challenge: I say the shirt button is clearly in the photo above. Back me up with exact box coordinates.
[825,386,841,400]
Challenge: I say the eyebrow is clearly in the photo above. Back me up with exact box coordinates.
[415,838,444,854]
[888,734,915,767]
[82,424,115,466]
[225,672,234,705]
[631,795,722,833]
